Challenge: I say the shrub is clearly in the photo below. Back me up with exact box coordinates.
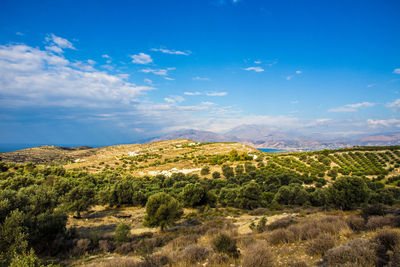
[114,242,133,255]
[366,216,393,230]
[99,240,114,253]
[267,229,295,245]
[242,241,274,267]
[179,245,211,264]
[346,215,365,232]
[250,216,268,233]
[143,193,183,231]
[212,233,239,258]
[322,239,376,267]
[374,229,400,266]
[114,223,130,242]
[306,234,335,255]
[212,171,221,179]
[171,234,199,249]
[72,239,91,255]
[9,249,42,267]
[268,216,296,230]
[200,166,210,175]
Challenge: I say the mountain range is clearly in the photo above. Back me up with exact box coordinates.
[153,125,400,151]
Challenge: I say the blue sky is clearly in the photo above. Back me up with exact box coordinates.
[1,0,400,146]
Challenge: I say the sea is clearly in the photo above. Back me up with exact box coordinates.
[257,148,286,153]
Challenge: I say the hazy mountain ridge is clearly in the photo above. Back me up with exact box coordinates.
[154,125,400,151]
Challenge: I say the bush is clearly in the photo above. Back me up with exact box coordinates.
[366,216,393,230]
[171,234,199,249]
[267,229,295,245]
[322,239,376,267]
[143,193,183,231]
[346,215,365,232]
[212,233,239,258]
[212,171,221,179]
[179,245,210,264]
[242,241,274,267]
[99,240,114,253]
[114,223,130,242]
[200,166,210,175]
[250,216,268,233]
[306,234,335,255]
[374,229,400,266]
[72,239,91,255]
[267,216,296,230]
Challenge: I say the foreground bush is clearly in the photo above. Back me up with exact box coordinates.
[143,193,183,231]
[242,241,274,267]
[306,233,335,255]
[114,223,130,242]
[212,233,239,258]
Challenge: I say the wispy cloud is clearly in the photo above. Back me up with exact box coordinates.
[164,95,184,103]
[296,70,302,74]
[329,102,375,112]
[206,91,228,96]
[184,91,202,96]
[244,66,264,72]
[387,99,400,111]
[193,76,209,81]
[45,33,75,50]
[16,32,24,36]
[286,70,302,80]
[367,118,400,128]
[131,53,153,64]
[151,48,191,56]
[393,68,400,74]
[140,67,175,76]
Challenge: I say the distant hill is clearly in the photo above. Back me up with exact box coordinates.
[154,125,400,151]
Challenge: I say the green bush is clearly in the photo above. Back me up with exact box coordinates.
[114,222,130,242]
[212,233,239,258]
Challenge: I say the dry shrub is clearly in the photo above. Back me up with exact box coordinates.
[138,255,170,267]
[212,233,239,258]
[208,253,229,265]
[178,245,211,264]
[267,216,296,230]
[237,235,256,249]
[322,238,376,267]
[98,240,114,253]
[93,258,138,267]
[298,223,321,240]
[171,234,199,250]
[374,228,400,266]
[114,242,133,255]
[389,243,400,267]
[306,233,335,255]
[250,208,269,216]
[267,228,295,245]
[133,236,171,256]
[366,216,394,230]
[346,215,365,232]
[72,238,91,255]
[288,261,309,267]
[317,216,348,235]
[242,241,274,267]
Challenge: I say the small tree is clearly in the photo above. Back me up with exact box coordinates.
[143,193,183,231]
[200,166,210,175]
[64,184,95,217]
[114,222,130,242]
[212,171,221,179]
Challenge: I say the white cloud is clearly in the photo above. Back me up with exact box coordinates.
[184,91,202,96]
[45,45,63,53]
[286,75,293,80]
[131,53,153,64]
[45,33,75,50]
[387,99,400,111]
[296,70,302,74]
[151,48,191,56]
[254,60,262,64]
[393,68,400,74]
[164,77,174,81]
[201,101,214,105]
[140,67,175,76]
[291,100,299,104]
[144,78,153,85]
[193,76,209,81]
[16,32,24,36]
[367,84,376,88]
[329,102,375,112]
[244,66,264,72]
[164,95,184,103]
[206,92,228,96]
[367,118,400,128]
[0,43,153,107]
[102,54,110,58]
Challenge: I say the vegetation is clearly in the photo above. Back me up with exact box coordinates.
[1,143,400,266]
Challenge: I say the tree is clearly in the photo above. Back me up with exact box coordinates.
[200,166,210,175]
[63,184,95,217]
[222,165,234,179]
[143,193,183,231]
[212,171,221,179]
[180,183,206,207]
[327,176,370,210]
[114,223,130,242]
[235,182,262,209]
